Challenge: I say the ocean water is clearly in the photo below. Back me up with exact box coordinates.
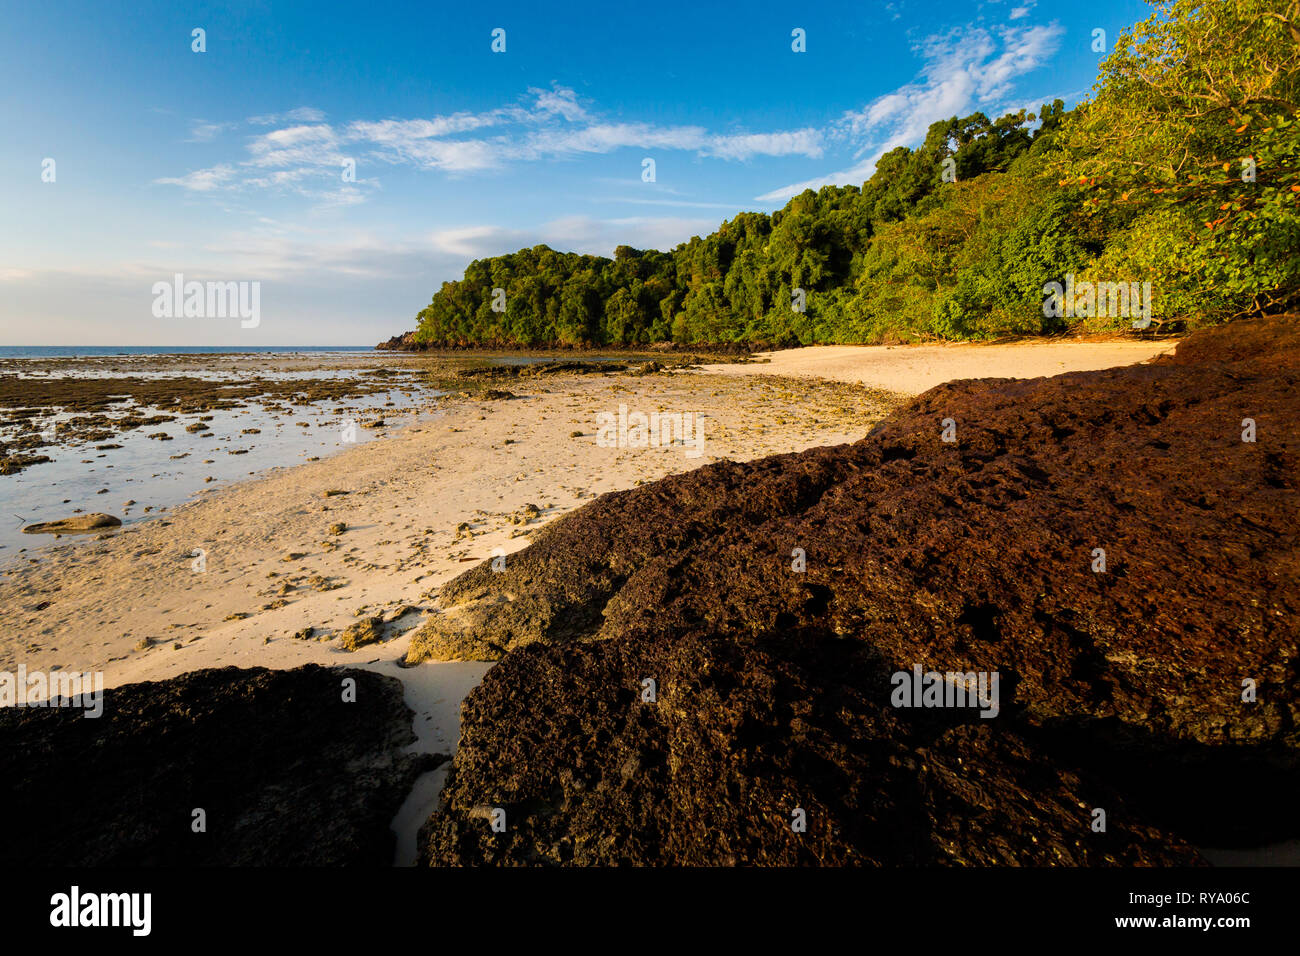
[0,347,444,564]
[0,346,641,564]
[0,390,435,563]
[0,346,374,359]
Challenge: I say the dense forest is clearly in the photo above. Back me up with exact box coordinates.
[410,0,1299,347]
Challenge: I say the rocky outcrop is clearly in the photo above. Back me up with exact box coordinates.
[422,634,1204,865]
[375,330,429,351]
[0,665,438,865]
[417,315,1299,865]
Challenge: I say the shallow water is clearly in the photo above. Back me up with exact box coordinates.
[0,384,434,564]
[0,349,633,566]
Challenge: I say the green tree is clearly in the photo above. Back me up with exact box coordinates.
[1055,0,1300,321]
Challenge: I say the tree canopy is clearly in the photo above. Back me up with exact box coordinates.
[414,0,1300,347]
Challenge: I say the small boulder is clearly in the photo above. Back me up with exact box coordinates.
[339,617,385,652]
[23,513,122,535]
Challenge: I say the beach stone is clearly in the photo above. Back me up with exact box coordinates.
[339,616,385,651]
[22,513,121,535]
[384,605,420,623]
[0,453,52,475]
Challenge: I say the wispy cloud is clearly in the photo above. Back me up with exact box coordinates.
[186,120,232,143]
[593,196,758,210]
[155,86,825,201]
[756,21,1064,201]
[248,106,328,126]
[148,24,1062,243]
[425,215,718,259]
[154,164,239,192]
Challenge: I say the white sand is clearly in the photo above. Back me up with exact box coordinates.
[696,340,1179,393]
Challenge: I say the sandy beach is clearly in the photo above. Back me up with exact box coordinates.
[697,339,1179,392]
[1,362,903,682]
[3,340,1186,686]
[1,353,906,858]
[0,339,1193,862]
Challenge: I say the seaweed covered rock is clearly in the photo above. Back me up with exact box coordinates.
[420,316,1299,865]
[412,317,1299,746]
[0,665,436,865]
[340,616,385,651]
[423,632,1203,866]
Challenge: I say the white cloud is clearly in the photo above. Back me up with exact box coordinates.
[157,86,825,196]
[154,164,238,192]
[530,86,587,122]
[757,21,1064,201]
[248,106,327,126]
[706,129,824,161]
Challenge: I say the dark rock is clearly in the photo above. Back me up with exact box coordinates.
[422,635,1202,866]
[454,361,630,381]
[375,330,430,352]
[0,453,52,475]
[0,665,434,865]
[417,315,1300,865]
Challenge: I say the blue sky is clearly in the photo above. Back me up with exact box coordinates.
[0,0,1153,345]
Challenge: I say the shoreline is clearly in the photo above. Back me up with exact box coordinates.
[1,337,1243,865]
[2,358,903,861]
[2,365,898,683]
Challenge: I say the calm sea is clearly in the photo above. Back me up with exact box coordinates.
[0,346,374,359]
